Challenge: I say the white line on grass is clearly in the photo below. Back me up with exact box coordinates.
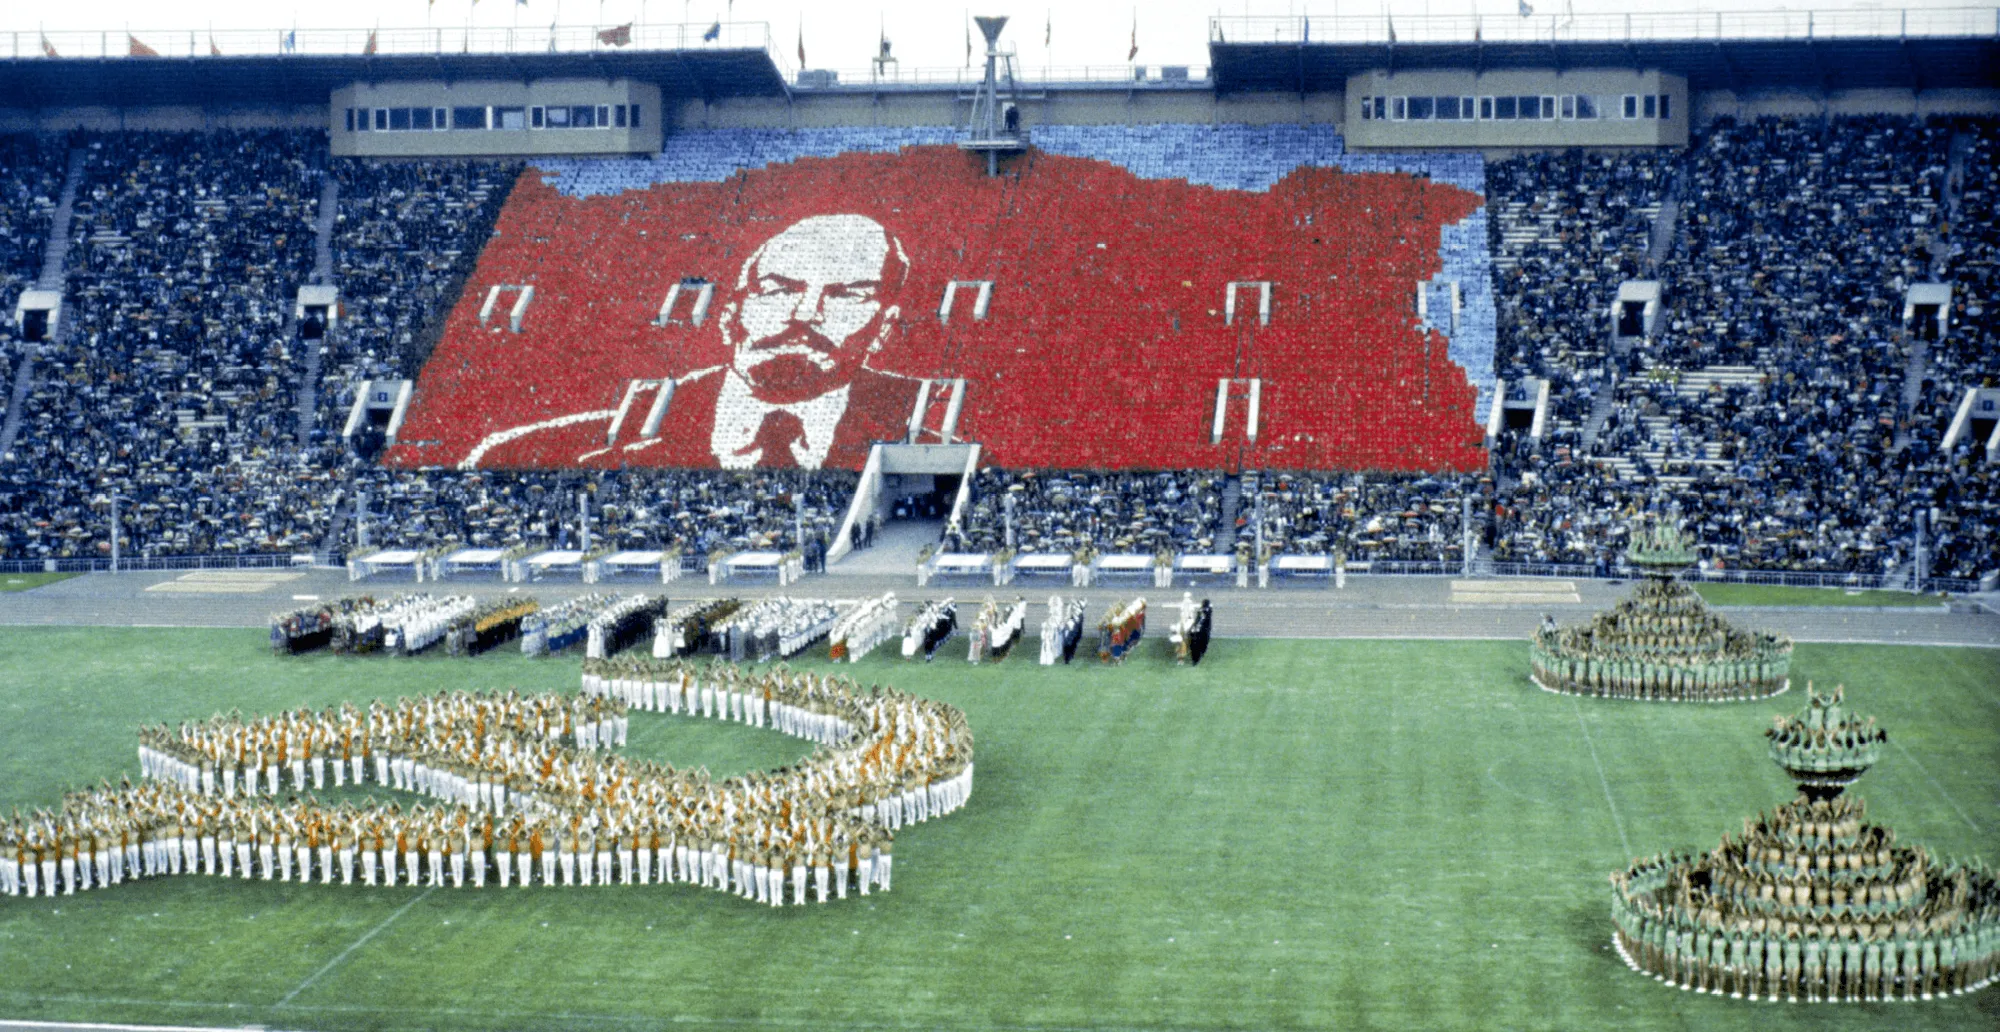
[0,1021,251,1032]
[1891,738,1982,832]
[1571,697,1632,858]
[275,886,434,1008]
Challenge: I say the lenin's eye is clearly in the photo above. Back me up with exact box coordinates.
[756,274,804,296]
[823,281,879,302]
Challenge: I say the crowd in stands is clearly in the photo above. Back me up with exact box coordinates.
[0,117,1995,584]
[1,131,333,558]
[348,467,852,558]
[946,469,1223,556]
[324,159,517,451]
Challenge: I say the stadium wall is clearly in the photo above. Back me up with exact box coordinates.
[4,83,1995,137]
[1692,87,2000,121]
[0,103,323,131]
[670,88,1347,131]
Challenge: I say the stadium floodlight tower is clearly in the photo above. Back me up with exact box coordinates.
[960,15,1025,176]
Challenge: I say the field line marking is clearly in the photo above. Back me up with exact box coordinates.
[275,886,435,1007]
[0,993,1196,1032]
[1571,697,1632,858]
[1891,738,1982,832]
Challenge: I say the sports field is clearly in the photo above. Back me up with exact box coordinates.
[0,627,1995,1032]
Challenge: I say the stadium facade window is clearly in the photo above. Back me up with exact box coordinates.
[1560,95,1575,119]
[629,104,642,128]
[1408,96,1434,120]
[344,108,356,132]
[1658,94,1671,120]
[373,108,388,131]
[1623,94,1639,119]
[452,106,487,130]
[546,106,570,127]
[1643,94,1657,118]
[1390,96,1407,120]
[530,106,545,128]
[1479,96,1494,120]
[1577,95,1599,119]
[615,104,628,127]
[496,107,527,130]
[1494,96,1516,120]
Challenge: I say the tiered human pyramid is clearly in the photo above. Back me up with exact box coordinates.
[1610,685,2000,1002]
[1529,523,1792,702]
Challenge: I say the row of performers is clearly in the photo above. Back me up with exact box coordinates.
[5,670,971,906]
[884,594,1211,666]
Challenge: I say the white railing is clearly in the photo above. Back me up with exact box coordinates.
[790,64,1211,88]
[1210,7,2000,46]
[9,21,771,61]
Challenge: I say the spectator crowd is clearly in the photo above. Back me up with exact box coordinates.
[0,117,1994,584]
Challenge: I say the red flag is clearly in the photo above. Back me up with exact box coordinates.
[40,34,57,58]
[796,25,806,66]
[598,23,633,47]
[128,34,161,58]
[363,30,378,55]
[1127,20,1138,62]
[210,37,222,56]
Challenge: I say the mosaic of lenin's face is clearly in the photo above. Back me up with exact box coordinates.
[721,213,906,406]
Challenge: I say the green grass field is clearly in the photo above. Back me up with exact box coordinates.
[1692,583,1940,608]
[0,573,77,593]
[0,628,1995,1032]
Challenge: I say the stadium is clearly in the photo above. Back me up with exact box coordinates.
[0,4,1997,1031]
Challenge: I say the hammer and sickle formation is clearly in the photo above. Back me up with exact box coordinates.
[1,659,973,906]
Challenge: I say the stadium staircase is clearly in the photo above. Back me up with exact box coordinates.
[825,519,941,579]
[0,148,86,460]
[1645,166,1684,273]
[1579,382,1619,450]
[294,176,340,443]
[1217,474,1244,544]
[1895,337,1928,452]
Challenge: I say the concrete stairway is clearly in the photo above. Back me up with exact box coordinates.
[294,175,341,444]
[0,148,86,459]
[35,148,86,291]
[311,175,339,285]
[826,519,943,579]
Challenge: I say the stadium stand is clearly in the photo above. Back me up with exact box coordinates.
[946,469,1225,557]
[325,158,519,452]
[346,467,852,558]
[0,115,1995,584]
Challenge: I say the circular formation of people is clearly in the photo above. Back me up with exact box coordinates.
[0,659,972,907]
[1610,685,2000,1003]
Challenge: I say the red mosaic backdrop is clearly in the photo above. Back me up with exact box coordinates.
[386,146,1487,472]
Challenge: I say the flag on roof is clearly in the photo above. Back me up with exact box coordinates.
[702,22,721,42]
[599,23,633,47]
[363,30,378,55]
[128,34,160,58]
[40,34,57,57]
[1127,17,1137,61]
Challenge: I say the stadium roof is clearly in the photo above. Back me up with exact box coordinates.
[0,24,786,108]
[1208,9,2000,94]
